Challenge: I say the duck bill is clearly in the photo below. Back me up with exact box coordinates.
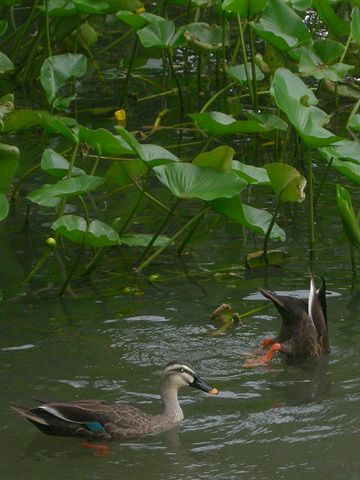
[191,375,219,395]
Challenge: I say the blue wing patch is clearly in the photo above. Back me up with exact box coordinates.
[85,421,105,433]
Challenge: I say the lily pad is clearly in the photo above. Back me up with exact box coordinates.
[154,163,246,201]
[79,126,133,155]
[181,22,222,52]
[52,214,120,247]
[227,63,265,84]
[265,162,306,202]
[190,111,286,136]
[41,148,85,178]
[137,20,185,48]
[0,142,20,192]
[231,160,269,185]
[250,0,311,59]
[193,146,235,171]
[271,68,340,147]
[212,196,286,240]
[28,175,105,207]
[222,0,266,18]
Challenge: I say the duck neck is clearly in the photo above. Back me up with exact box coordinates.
[159,381,184,422]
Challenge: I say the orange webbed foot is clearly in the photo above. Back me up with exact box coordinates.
[262,337,275,349]
[82,441,109,457]
[242,342,281,368]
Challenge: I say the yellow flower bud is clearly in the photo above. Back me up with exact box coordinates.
[136,7,145,14]
[115,109,126,122]
[46,237,57,247]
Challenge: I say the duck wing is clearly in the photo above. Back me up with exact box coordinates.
[10,400,152,439]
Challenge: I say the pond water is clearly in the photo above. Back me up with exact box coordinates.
[1,40,360,480]
[1,172,360,480]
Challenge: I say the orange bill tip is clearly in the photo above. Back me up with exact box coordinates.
[208,387,219,395]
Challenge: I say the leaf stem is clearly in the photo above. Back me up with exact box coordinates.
[263,198,281,264]
[136,206,209,272]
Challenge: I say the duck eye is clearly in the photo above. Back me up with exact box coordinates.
[180,368,184,372]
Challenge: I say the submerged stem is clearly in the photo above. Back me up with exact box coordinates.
[136,206,209,272]
[307,147,315,253]
[263,199,281,265]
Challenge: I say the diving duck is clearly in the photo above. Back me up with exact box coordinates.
[258,274,329,363]
[10,360,218,441]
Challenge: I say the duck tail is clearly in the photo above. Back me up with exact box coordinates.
[9,404,49,426]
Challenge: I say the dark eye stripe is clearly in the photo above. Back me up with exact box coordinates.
[173,367,194,376]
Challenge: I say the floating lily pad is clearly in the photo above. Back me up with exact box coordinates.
[245,249,290,269]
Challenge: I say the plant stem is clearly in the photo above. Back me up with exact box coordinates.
[307,147,315,252]
[177,208,207,254]
[236,14,254,108]
[23,249,53,285]
[200,82,235,112]
[249,28,258,110]
[58,242,85,296]
[119,170,150,235]
[137,199,180,265]
[167,49,184,114]
[263,198,281,264]
[314,156,333,208]
[45,0,52,57]
[136,206,209,272]
[120,35,138,105]
[99,29,133,55]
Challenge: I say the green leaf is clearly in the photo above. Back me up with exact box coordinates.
[52,215,120,247]
[212,196,286,240]
[265,162,306,202]
[40,53,87,109]
[114,125,179,166]
[78,126,133,155]
[312,0,349,37]
[331,158,360,185]
[349,114,360,132]
[271,68,340,147]
[106,159,147,187]
[190,111,286,136]
[231,160,269,184]
[154,163,246,200]
[0,192,9,221]
[27,175,105,207]
[319,140,360,164]
[0,20,8,36]
[0,51,14,74]
[351,7,360,46]
[74,0,109,13]
[0,94,14,129]
[137,20,185,48]
[336,185,360,251]
[0,142,20,192]
[181,22,222,52]
[120,233,169,247]
[116,10,164,30]
[227,63,265,84]
[41,148,85,178]
[193,146,235,171]
[39,0,77,17]
[250,0,311,59]
[222,0,266,18]
[299,44,353,82]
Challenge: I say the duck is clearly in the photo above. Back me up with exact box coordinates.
[258,274,329,363]
[10,360,219,441]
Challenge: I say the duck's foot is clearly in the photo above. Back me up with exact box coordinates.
[262,337,275,349]
[82,441,109,457]
[242,343,281,368]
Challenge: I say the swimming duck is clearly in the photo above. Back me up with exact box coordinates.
[10,361,218,441]
[258,274,329,362]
